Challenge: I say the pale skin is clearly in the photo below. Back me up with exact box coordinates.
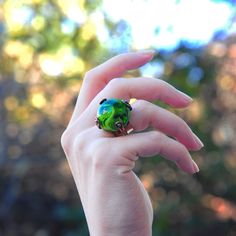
[61,50,204,236]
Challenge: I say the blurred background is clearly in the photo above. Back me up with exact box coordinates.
[0,0,236,235]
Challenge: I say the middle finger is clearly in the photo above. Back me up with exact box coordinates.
[77,77,192,130]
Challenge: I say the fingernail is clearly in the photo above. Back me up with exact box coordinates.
[192,160,199,173]
[178,91,193,103]
[137,50,155,58]
[193,133,204,148]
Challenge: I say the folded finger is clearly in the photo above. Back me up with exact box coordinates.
[128,100,203,150]
[113,131,199,174]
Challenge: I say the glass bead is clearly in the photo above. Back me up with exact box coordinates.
[96,98,132,133]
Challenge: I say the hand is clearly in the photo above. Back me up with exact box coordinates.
[61,51,203,236]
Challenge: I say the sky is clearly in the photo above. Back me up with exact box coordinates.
[4,0,235,77]
[8,0,235,52]
[101,0,236,51]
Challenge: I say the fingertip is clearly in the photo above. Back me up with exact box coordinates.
[176,157,199,174]
[115,50,155,72]
[193,133,204,148]
[169,99,192,109]
[175,161,192,174]
[164,88,193,108]
[192,160,200,173]
[135,49,155,60]
[179,92,193,105]
[184,133,204,151]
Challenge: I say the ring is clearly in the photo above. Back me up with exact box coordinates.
[96,98,132,135]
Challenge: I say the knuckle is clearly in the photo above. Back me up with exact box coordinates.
[149,131,164,153]
[73,133,87,153]
[68,132,89,165]
[150,131,163,142]
[106,78,126,90]
[61,127,88,158]
[176,142,188,156]
[84,69,93,79]
[60,129,70,154]
[91,154,104,171]
[91,139,109,158]
[178,141,187,152]
[89,139,111,169]
[133,99,148,111]
[84,69,96,83]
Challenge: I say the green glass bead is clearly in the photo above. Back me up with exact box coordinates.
[96,98,132,132]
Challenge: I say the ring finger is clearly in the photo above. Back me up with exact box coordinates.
[128,100,203,150]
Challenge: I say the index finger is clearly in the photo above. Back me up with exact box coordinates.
[70,50,155,124]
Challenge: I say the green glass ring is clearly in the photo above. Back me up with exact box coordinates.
[96,98,132,135]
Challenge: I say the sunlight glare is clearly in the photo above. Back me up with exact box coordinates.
[102,0,234,50]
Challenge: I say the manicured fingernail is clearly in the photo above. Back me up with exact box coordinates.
[178,91,193,102]
[193,133,204,148]
[137,50,155,58]
[192,160,199,173]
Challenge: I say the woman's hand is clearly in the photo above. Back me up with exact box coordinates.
[61,51,203,236]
